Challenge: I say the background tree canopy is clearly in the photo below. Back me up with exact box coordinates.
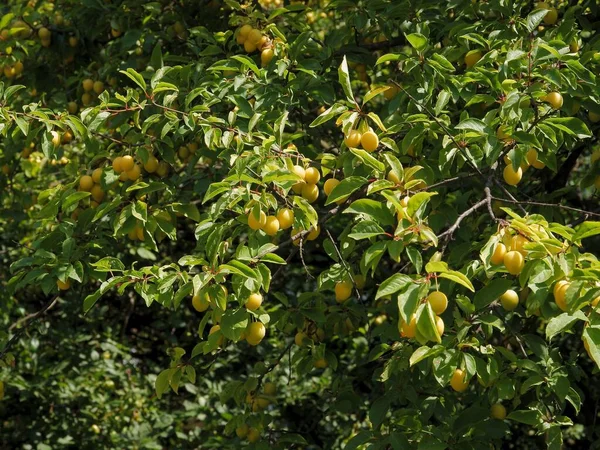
[1,0,600,449]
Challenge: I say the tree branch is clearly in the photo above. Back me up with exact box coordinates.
[484,186,496,221]
[438,198,488,241]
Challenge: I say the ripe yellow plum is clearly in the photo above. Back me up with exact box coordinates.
[450,368,469,392]
[301,183,319,203]
[490,403,507,420]
[553,280,570,311]
[245,293,263,311]
[335,280,353,303]
[324,178,340,196]
[79,175,94,191]
[465,50,482,68]
[262,216,280,236]
[248,210,267,230]
[427,291,448,314]
[276,208,294,229]
[500,289,519,311]
[503,165,522,186]
[246,322,266,346]
[490,243,506,265]
[192,292,210,312]
[504,251,524,275]
[360,130,379,152]
[344,130,362,148]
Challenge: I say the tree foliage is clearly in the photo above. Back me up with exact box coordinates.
[1,0,600,448]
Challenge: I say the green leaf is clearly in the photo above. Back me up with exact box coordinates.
[367,112,387,132]
[263,169,302,184]
[14,116,29,136]
[62,192,91,210]
[344,431,372,450]
[545,118,591,139]
[203,182,231,203]
[293,196,318,228]
[526,9,548,32]
[547,426,562,450]
[153,82,178,94]
[416,303,440,343]
[348,220,386,240]
[506,410,543,425]
[171,203,200,222]
[4,85,25,101]
[376,274,412,299]
[231,55,261,76]
[83,276,126,312]
[369,396,391,429]
[325,176,367,205]
[344,199,394,226]
[0,13,15,30]
[132,200,147,223]
[91,257,125,272]
[150,42,163,68]
[383,153,403,180]
[173,282,193,309]
[350,148,385,172]
[473,278,513,310]
[425,261,474,291]
[338,56,355,104]
[405,33,428,52]
[512,131,541,149]
[476,314,505,332]
[259,253,287,264]
[309,103,347,127]
[397,283,423,323]
[409,345,444,366]
[220,308,249,341]
[220,260,258,281]
[430,54,455,72]
[407,192,436,217]
[376,53,404,65]
[583,328,600,368]
[185,365,196,384]
[405,246,423,274]
[434,90,451,115]
[155,368,173,399]
[572,221,600,242]
[546,311,586,340]
[363,86,390,105]
[455,118,487,135]
[389,432,410,450]
[439,271,474,291]
[119,68,147,92]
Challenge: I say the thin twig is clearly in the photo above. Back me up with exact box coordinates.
[121,293,136,339]
[271,248,299,281]
[414,174,476,192]
[325,228,360,300]
[298,238,313,279]
[390,80,484,177]
[491,196,600,218]
[249,340,294,411]
[493,179,527,214]
[2,294,60,359]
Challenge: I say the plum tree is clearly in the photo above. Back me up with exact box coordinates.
[1,1,600,449]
